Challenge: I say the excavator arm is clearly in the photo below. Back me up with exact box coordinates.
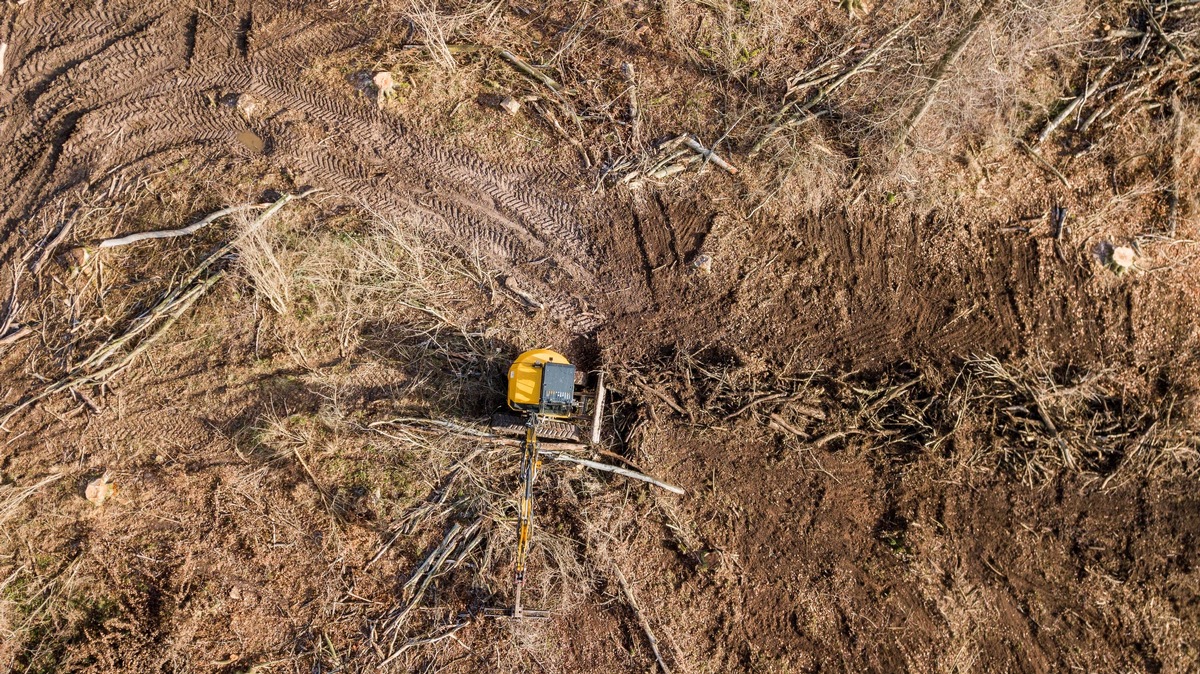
[512,417,540,618]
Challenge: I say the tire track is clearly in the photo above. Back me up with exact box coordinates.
[0,0,603,329]
[0,21,184,229]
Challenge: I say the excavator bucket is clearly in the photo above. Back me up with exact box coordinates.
[481,606,550,620]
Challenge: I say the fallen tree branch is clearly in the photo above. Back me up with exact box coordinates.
[613,135,696,184]
[379,621,468,668]
[767,412,810,439]
[1168,94,1184,237]
[1080,64,1168,133]
[398,42,489,55]
[0,325,32,346]
[813,429,866,448]
[30,207,79,274]
[1017,139,1072,188]
[1036,63,1115,143]
[785,40,863,94]
[541,451,685,495]
[591,446,650,473]
[98,203,270,248]
[0,265,20,336]
[491,47,588,151]
[1025,384,1075,471]
[88,190,316,370]
[502,275,543,309]
[368,416,494,437]
[1144,0,1186,60]
[642,385,687,416]
[896,0,999,148]
[623,62,641,147]
[722,392,787,421]
[529,99,592,168]
[496,49,563,92]
[381,519,482,639]
[684,136,738,175]
[99,185,314,249]
[611,563,671,674]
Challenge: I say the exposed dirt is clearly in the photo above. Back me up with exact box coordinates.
[1,1,1198,673]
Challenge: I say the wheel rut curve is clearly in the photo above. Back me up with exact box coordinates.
[0,0,604,332]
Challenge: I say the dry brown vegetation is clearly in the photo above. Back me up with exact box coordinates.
[1,0,1199,672]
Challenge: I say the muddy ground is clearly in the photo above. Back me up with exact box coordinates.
[1,1,1198,672]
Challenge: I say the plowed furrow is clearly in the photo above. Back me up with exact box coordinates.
[4,19,158,110]
[243,70,597,281]
[0,111,83,233]
[289,149,373,192]
[247,67,390,134]
[390,142,592,265]
[6,2,146,49]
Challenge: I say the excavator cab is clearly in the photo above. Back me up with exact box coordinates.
[506,349,577,418]
[494,348,605,443]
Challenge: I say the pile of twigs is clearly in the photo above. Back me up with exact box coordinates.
[360,406,691,670]
[0,191,314,428]
[752,18,916,156]
[620,350,1198,487]
[1034,2,1199,146]
[602,134,739,187]
[614,349,829,445]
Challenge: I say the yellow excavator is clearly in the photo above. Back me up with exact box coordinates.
[484,348,605,620]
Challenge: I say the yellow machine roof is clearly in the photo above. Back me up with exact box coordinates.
[507,349,570,409]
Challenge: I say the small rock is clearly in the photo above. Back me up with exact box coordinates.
[236,94,261,118]
[85,474,116,506]
[1111,245,1136,271]
[373,71,395,91]
[498,96,521,115]
[692,253,713,273]
[373,71,396,105]
[229,586,243,601]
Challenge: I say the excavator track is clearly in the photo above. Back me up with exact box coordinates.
[490,413,580,442]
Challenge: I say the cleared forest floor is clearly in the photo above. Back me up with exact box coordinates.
[1,1,1198,672]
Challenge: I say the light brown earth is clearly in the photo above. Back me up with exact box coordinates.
[1,1,1198,672]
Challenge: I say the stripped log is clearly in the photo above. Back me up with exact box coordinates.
[542,451,685,495]
[1037,63,1115,143]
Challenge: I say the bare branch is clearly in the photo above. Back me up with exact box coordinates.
[542,451,685,495]
[896,0,999,149]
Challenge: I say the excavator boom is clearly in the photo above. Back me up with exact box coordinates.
[484,348,605,621]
